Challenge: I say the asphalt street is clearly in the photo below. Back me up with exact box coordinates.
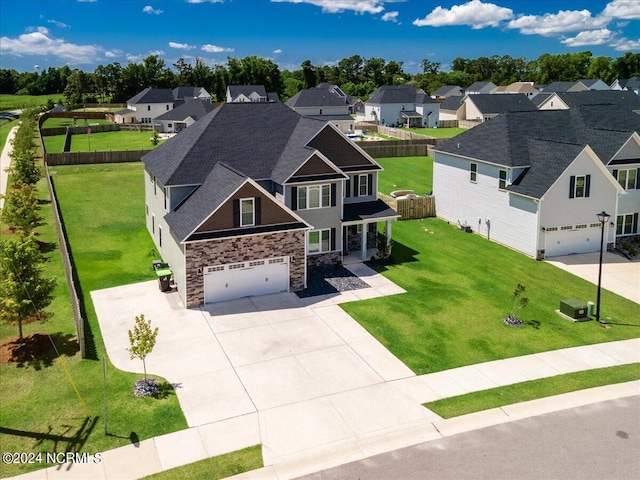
[297,395,640,480]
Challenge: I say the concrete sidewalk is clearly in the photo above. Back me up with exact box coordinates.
[9,338,638,479]
[0,125,18,210]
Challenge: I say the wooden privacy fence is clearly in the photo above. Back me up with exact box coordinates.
[359,139,435,157]
[45,149,153,166]
[44,165,86,358]
[379,192,436,220]
[41,124,120,136]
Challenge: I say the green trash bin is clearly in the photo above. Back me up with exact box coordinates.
[155,267,173,292]
[587,301,594,316]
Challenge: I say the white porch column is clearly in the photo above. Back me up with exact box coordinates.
[386,220,392,247]
[361,222,367,260]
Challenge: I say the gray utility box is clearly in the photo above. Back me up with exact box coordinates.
[560,299,588,319]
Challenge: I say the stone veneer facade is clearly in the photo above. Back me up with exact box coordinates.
[307,251,341,269]
[184,230,306,307]
[346,224,378,252]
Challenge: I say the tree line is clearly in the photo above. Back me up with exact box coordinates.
[1,51,638,105]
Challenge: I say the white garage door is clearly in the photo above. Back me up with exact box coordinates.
[204,257,289,304]
[544,225,601,257]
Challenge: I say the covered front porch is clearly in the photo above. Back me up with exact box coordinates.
[400,110,423,128]
[342,199,400,262]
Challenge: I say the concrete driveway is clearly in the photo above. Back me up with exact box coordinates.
[546,252,640,305]
[91,267,440,465]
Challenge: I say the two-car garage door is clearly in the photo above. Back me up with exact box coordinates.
[544,224,602,257]
[204,256,289,304]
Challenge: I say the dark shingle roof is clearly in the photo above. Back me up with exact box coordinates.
[553,90,640,110]
[343,200,399,222]
[466,94,537,115]
[164,163,246,241]
[367,85,437,104]
[154,98,216,121]
[466,81,495,93]
[432,85,464,97]
[542,81,582,92]
[435,105,640,198]
[440,96,464,111]
[285,88,349,108]
[228,85,267,99]
[127,87,175,105]
[617,77,640,90]
[173,86,209,100]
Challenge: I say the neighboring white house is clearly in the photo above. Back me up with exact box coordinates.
[438,96,465,122]
[113,86,212,124]
[226,85,279,103]
[356,85,440,128]
[153,98,217,133]
[285,84,355,133]
[611,77,640,95]
[433,105,639,259]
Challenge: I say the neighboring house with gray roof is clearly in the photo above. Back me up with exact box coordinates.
[465,81,496,95]
[356,84,440,128]
[611,77,640,95]
[285,85,355,133]
[541,79,608,93]
[154,98,217,133]
[438,95,465,122]
[433,105,640,259]
[226,85,279,103]
[142,102,398,307]
[431,85,464,100]
[114,86,212,124]
[537,90,640,112]
[463,93,536,122]
[491,82,540,98]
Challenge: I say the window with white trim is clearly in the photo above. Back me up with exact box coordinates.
[240,198,255,227]
[470,163,477,183]
[158,226,162,247]
[297,185,331,210]
[308,229,331,254]
[617,214,635,235]
[358,174,368,196]
[617,169,637,190]
[574,175,586,198]
[499,169,507,190]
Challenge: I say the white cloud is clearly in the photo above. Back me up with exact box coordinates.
[602,0,640,20]
[201,44,235,53]
[273,48,283,54]
[612,36,640,50]
[271,0,385,15]
[0,26,101,64]
[142,5,163,15]
[508,9,608,36]
[562,28,614,47]
[413,0,513,29]
[47,19,69,28]
[186,0,224,3]
[381,11,399,23]
[169,41,196,49]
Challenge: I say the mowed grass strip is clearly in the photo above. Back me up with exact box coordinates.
[0,162,187,478]
[406,127,467,138]
[425,363,640,418]
[142,445,264,480]
[376,156,433,196]
[342,218,640,375]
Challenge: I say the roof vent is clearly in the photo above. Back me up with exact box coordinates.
[457,143,460,149]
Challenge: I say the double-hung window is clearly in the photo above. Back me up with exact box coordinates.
[470,163,477,183]
[358,175,368,197]
[616,169,637,190]
[569,175,590,198]
[298,185,331,209]
[308,229,331,254]
[240,198,255,227]
[499,169,507,190]
[617,214,638,236]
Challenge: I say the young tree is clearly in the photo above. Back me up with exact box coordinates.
[510,284,529,320]
[0,236,57,341]
[1,182,42,236]
[9,150,40,185]
[128,314,159,380]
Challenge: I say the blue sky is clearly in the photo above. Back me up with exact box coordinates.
[1,0,639,74]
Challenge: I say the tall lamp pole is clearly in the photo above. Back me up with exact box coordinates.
[596,211,610,323]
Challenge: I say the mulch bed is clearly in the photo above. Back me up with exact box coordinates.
[296,265,369,298]
[0,333,56,365]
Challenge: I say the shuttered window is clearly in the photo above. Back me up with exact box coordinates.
[569,174,590,198]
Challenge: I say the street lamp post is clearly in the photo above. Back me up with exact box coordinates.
[596,211,610,323]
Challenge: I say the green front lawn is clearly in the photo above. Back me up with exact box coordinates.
[0,162,186,478]
[41,117,114,128]
[0,93,65,111]
[425,363,640,418]
[143,445,263,480]
[342,218,640,375]
[376,156,433,195]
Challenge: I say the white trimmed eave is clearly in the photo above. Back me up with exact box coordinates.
[433,149,530,170]
[282,148,349,185]
[181,224,312,245]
